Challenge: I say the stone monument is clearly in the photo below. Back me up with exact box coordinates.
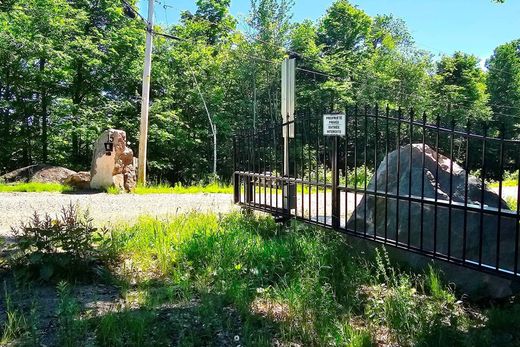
[90,129,136,192]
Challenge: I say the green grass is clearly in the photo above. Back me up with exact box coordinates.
[2,212,520,346]
[107,182,234,195]
[488,180,518,188]
[102,213,519,346]
[0,182,73,193]
[488,170,519,189]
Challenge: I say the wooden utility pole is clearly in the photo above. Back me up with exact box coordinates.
[137,0,154,186]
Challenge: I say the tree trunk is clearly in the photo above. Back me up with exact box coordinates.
[40,58,48,163]
[71,63,83,165]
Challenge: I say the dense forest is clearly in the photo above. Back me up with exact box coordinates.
[0,0,519,183]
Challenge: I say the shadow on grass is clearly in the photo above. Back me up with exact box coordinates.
[86,291,281,347]
[2,211,520,347]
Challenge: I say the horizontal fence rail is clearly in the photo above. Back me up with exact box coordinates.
[233,106,520,280]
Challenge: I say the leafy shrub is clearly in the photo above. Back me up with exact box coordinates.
[9,203,114,282]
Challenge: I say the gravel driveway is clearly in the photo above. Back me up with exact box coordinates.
[0,192,237,237]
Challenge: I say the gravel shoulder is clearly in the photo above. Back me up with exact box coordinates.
[0,192,236,237]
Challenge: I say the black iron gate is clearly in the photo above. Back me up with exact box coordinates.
[233,106,520,280]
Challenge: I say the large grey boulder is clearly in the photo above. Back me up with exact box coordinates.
[347,144,519,298]
[90,129,136,192]
[0,164,76,184]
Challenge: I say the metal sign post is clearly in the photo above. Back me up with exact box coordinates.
[323,114,345,229]
[281,58,296,212]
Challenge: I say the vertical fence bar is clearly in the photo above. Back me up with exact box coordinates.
[395,108,402,245]
[433,115,440,255]
[420,112,426,251]
[262,125,267,208]
[308,112,312,221]
[463,121,470,262]
[497,129,504,271]
[293,118,298,216]
[407,109,414,248]
[324,130,328,224]
[448,114,455,259]
[269,122,274,210]
[273,121,276,211]
[515,150,520,275]
[384,105,390,241]
[374,105,379,240]
[364,106,369,236]
[479,125,488,266]
[345,106,349,228]
[246,129,253,204]
[316,114,320,223]
[253,127,257,206]
[354,105,359,233]
[233,136,240,204]
[332,135,340,228]
[301,115,305,219]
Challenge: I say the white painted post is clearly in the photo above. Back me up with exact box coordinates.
[281,58,296,211]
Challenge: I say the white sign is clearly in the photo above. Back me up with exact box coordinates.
[323,114,346,136]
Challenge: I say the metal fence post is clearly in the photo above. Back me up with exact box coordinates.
[233,136,240,204]
[332,136,340,228]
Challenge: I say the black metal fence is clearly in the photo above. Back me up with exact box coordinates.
[233,106,520,279]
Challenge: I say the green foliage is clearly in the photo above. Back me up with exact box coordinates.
[487,39,520,138]
[56,281,87,346]
[0,282,40,345]
[1,0,516,184]
[368,248,465,346]
[94,310,160,346]
[0,182,73,193]
[433,52,492,125]
[0,284,29,344]
[9,204,114,282]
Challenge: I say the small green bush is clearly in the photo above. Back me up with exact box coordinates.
[9,204,114,282]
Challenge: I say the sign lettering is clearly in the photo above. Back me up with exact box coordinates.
[323,114,346,136]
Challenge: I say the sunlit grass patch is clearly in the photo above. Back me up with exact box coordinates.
[108,182,233,195]
[0,182,73,193]
[488,180,518,188]
[488,170,519,188]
